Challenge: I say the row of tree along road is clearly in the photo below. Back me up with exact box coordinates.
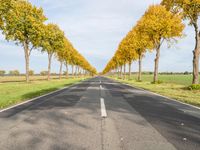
[0,0,97,82]
[103,1,200,85]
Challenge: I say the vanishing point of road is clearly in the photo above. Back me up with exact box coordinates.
[0,77,200,150]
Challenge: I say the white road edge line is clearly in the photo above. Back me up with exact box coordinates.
[0,82,81,113]
[100,98,107,118]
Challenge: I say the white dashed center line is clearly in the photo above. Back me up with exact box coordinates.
[100,80,107,118]
[100,98,107,118]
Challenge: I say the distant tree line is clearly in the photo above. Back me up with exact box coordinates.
[108,71,198,76]
[0,70,85,76]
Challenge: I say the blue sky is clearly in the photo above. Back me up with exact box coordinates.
[0,0,197,73]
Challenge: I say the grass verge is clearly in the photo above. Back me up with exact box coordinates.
[0,78,86,109]
[111,77,200,107]
[113,74,200,86]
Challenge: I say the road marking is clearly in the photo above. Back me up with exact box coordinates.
[100,85,103,90]
[100,80,101,84]
[100,98,107,118]
[183,138,187,141]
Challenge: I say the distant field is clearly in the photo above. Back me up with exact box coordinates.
[0,77,86,109]
[0,75,71,83]
[125,74,199,86]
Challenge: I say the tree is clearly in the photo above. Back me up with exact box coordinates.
[56,39,71,79]
[117,45,128,80]
[133,20,154,81]
[29,70,34,76]
[40,71,48,76]
[9,70,20,76]
[40,24,65,80]
[0,70,6,76]
[3,0,46,82]
[55,33,96,78]
[162,0,200,84]
[64,40,74,78]
[119,32,139,79]
[141,5,184,83]
[116,50,125,78]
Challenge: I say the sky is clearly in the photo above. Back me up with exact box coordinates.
[0,0,197,73]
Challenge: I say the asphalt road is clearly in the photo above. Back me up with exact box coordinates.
[0,76,200,150]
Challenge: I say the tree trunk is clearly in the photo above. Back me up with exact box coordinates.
[77,66,80,78]
[128,62,132,80]
[72,65,74,77]
[47,53,53,81]
[59,61,63,79]
[66,63,68,78]
[80,69,82,77]
[79,67,80,77]
[153,44,161,83]
[74,66,76,77]
[123,64,126,80]
[75,66,77,77]
[82,69,85,77]
[79,68,81,77]
[79,68,82,77]
[117,66,120,78]
[120,65,122,78]
[193,24,200,84]
[138,54,142,81]
[23,41,30,83]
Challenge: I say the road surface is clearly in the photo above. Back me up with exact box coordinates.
[0,76,200,150]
